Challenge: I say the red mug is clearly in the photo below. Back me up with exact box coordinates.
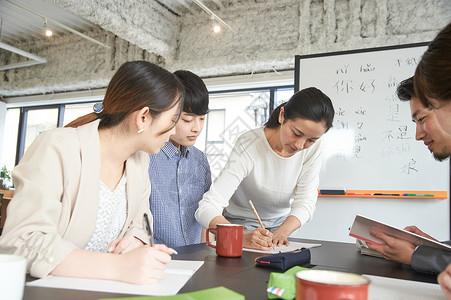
[296,270,370,300]
[206,224,244,257]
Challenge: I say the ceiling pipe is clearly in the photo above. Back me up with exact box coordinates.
[192,0,232,31]
[0,41,47,71]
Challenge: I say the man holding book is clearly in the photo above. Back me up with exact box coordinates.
[366,77,451,274]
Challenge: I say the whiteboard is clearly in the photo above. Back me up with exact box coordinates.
[295,43,449,191]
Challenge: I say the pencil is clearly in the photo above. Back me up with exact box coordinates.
[249,200,265,229]
[249,200,275,250]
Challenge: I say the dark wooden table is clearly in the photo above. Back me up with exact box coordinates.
[0,189,14,228]
[23,238,438,300]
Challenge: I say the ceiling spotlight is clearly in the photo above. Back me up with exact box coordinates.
[213,23,221,33]
[45,28,53,37]
[210,15,221,33]
[192,0,231,32]
[43,18,53,37]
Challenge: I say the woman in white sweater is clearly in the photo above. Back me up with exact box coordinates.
[195,87,334,250]
[0,61,183,284]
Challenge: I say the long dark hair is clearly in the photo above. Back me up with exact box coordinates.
[66,61,184,130]
[265,87,334,131]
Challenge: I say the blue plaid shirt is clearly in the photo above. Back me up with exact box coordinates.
[149,142,211,247]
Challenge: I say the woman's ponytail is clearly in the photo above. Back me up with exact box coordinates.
[264,102,285,128]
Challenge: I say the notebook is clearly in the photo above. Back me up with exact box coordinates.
[205,241,321,254]
[27,260,204,296]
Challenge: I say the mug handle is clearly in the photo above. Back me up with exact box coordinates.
[206,227,216,248]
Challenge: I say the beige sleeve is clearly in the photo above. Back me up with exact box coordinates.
[0,130,80,278]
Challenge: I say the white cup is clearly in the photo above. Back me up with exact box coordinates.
[0,254,26,300]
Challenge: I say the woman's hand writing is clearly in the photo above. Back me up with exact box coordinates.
[243,228,273,250]
[115,244,172,285]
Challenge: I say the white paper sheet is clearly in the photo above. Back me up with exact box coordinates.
[364,275,445,300]
[208,241,321,254]
[26,260,204,296]
[243,241,321,254]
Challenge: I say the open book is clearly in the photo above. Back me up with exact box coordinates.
[27,260,204,296]
[355,239,385,258]
[349,215,451,252]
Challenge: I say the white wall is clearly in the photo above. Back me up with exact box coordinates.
[293,196,450,243]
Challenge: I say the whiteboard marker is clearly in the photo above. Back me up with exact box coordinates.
[347,193,372,196]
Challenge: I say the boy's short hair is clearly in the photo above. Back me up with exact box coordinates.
[396,77,415,102]
[174,70,210,115]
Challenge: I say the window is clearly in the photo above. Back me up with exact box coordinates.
[195,89,272,178]
[1,84,293,181]
[5,101,97,166]
[192,86,292,179]
[23,108,59,156]
[274,88,294,108]
[206,109,225,144]
[204,109,226,178]
[63,103,95,126]
[1,108,20,173]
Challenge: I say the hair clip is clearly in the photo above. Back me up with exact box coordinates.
[93,102,104,114]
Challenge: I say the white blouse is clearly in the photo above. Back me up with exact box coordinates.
[85,175,128,252]
[195,127,323,229]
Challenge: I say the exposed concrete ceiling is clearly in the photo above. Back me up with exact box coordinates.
[0,0,242,96]
[0,0,234,62]
[1,0,450,98]
[54,0,235,61]
[0,0,96,44]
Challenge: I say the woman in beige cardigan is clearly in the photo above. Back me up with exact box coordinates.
[0,61,183,285]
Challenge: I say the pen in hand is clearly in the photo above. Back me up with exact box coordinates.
[249,200,275,250]
[142,213,178,255]
[143,213,155,247]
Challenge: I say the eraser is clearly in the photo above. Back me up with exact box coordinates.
[319,188,346,195]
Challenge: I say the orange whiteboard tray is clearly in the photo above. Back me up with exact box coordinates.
[317,190,448,199]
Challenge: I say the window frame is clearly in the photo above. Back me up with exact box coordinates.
[208,85,294,116]
[11,101,99,165]
[7,85,294,167]
[15,104,65,165]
